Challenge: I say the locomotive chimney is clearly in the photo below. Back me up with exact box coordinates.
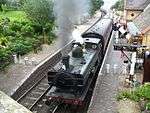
[62,55,70,71]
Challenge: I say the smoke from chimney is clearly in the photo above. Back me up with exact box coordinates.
[53,0,91,46]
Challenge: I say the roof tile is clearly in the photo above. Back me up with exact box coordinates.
[125,0,150,10]
[133,6,150,32]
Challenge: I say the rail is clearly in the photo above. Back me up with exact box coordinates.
[16,74,50,110]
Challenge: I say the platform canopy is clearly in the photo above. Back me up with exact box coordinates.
[0,91,33,113]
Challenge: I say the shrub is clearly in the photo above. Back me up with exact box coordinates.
[21,24,34,36]
[5,29,16,36]
[117,83,150,111]
[0,36,9,47]
[117,90,140,102]
[10,21,22,31]
[0,48,12,70]
[146,102,150,110]
[10,39,32,56]
[117,83,150,102]
[47,32,56,44]
[137,83,150,100]
[0,11,56,70]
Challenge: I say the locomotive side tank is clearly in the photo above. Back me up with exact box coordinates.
[46,16,113,106]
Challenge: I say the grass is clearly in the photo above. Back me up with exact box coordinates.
[0,11,29,22]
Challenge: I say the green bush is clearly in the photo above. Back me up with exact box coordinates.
[0,48,12,70]
[137,83,150,100]
[90,0,104,15]
[5,29,16,36]
[117,90,140,102]
[146,102,150,110]
[31,24,42,35]
[21,24,34,36]
[117,83,150,111]
[10,39,32,56]
[0,10,56,70]
[10,21,22,31]
[117,83,150,102]
[0,36,9,47]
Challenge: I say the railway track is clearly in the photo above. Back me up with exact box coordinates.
[50,104,78,113]
[15,69,71,113]
[16,74,50,111]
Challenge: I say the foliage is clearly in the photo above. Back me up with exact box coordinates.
[111,0,124,11]
[20,23,34,36]
[23,0,54,27]
[0,11,28,22]
[0,36,9,47]
[0,48,12,70]
[19,0,26,6]
[117,83,150,111]
[10,39,32,56]
[117,83,150,101]
[0,0,56,70]
[146,102,150,110]
[23,0,55,45]
[136,83,150,100]
[6,0,21,10]
[10,21,22,31]
[117,90,140,102]
[90,0,104,15]
[0,0,7,11]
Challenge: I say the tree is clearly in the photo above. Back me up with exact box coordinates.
[91,0,104,15]
[19,0,26,5]
[111,0,124,11]
[0,0,7,11]
[0,36,9,48]
[23,0,54,43]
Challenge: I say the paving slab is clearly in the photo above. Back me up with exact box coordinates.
[0,91,33,113]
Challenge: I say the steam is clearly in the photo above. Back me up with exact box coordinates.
[54,0,91,46]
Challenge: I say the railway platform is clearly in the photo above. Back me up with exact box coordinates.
[87,31,143,113]
[0,91,33,113]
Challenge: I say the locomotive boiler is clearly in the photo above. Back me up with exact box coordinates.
[46,16,113,106]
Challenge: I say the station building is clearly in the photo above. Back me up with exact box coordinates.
[133,5,150,47]
[124,0,150,21]
[124,0,150,49]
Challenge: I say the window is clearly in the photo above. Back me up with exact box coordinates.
[131,13,134,17]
